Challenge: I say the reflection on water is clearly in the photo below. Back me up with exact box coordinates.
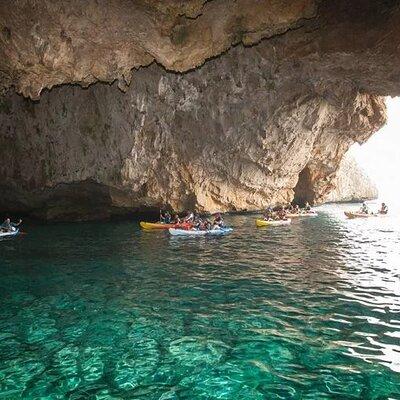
[0,204,399,399]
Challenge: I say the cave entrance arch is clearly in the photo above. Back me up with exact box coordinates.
[348,96,400,203]
[293,166,315,207]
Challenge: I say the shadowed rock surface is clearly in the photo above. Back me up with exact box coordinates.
[0,0,398,220]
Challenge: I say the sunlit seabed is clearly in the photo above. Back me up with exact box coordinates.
[0,203,399,399]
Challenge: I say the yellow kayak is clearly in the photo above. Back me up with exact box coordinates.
[256,218,291,227]
[140,221,192,230]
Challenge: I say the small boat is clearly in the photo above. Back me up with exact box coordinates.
[169,227,233,236]
[286,212,318,218]
[344,211,381,219]
[0,228,20,239]
[256,219,291,227]
[140,221,191,230]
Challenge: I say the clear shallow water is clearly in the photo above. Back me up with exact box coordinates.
[1,204,400,399]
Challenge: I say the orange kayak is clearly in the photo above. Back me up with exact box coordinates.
[344,212,377,219]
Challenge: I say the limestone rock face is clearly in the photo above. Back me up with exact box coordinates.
[0,0,398,220]
[325,155,378,203]
[0,0,316,99]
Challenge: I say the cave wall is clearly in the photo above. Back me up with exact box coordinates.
[325,154,378,203]
[0,0,398,220]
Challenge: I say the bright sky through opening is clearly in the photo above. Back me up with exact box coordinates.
[350,97,400,206]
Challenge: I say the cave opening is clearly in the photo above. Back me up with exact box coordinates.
[349,96,400,205]
[293,166,315,207]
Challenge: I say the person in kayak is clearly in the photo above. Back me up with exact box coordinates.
[379,202,388,215]
[305,202,311,212]
[172,214,181,224]
[184,211,194,223]
[263,207,274,221]
[0,218,22,232]
[193,215,203,230]
[159,211,170,223]
[275,208,287,221]
[213,213,225,228]
[360,202,369,214]
[285,203,293,212]
[160,210,166,223]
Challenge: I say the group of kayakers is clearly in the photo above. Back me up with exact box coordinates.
[0,200,391,239]
[160,210,225,230]
[262,202,313,221]
[359,202,388,215]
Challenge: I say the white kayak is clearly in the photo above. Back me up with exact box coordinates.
[286,212,318,218]
[169,227,233,236]
[0,228,20,239]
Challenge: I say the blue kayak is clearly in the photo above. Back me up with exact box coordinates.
[169,227,233,236]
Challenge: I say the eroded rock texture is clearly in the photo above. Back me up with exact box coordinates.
[325,154,378,203]
[0,0,398,219]
[0,0,316,99]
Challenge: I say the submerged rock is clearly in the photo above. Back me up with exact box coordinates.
[0,1,397,220]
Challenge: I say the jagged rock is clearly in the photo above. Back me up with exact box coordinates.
[0,1,397,220]
[325,154,378,203]
[0,0,316,99]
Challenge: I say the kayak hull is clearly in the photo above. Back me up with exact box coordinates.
[286,212,318,218]
[256,219,291,227]
[169,227,233,236]
[0,228,19,239]
[344,212,378,219]
[140,222,191,230]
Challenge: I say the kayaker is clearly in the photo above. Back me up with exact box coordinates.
[0,218,22,232]
[193,215,203,230]
[305,202,311,212]
[379,202,388,215]
[213,213,224,228]
[159,210,166,223]
[285,203,293,212]
[184,211,194,223]
[360,202,369,214]
[276,209,287,221]
[263,207,273,221]
[172,214,181,224]
[293,204,300,214]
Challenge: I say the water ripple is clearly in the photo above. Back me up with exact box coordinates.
[0,204,400,398]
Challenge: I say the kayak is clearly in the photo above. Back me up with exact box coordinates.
[140,221,191,230]
[0,228,19,239]
[256,219,291,227]
[169,227,233,236]
[344,212,381,219]
[286,212,318,218]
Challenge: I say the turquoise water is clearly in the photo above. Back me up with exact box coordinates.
[1,204,400,399]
